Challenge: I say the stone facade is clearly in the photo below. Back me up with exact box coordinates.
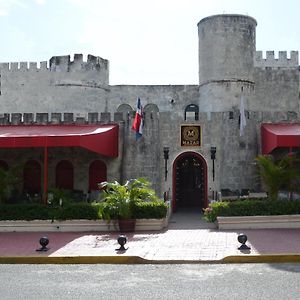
[0,14,299,210]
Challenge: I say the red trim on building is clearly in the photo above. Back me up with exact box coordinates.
[0,124,118,203]
[261,123,300,154]
[0,124,119,157]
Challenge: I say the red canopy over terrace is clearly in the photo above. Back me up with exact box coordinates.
[0,124,118,156]
[0,124,119,202]
[261,123,300,154]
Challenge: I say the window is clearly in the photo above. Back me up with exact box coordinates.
[184,104,199,121]
[144,103,159,119]
[117,104,134,117]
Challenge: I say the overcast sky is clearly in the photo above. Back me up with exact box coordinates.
[0,0,299,85]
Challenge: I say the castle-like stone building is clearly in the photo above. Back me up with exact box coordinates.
[0,14,299,212]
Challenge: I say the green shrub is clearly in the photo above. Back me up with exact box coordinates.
[133,201,168,219]
[47,188,72,206]
[95,200,168,220]
[0,201,168,221]
[0,204,51,220]
[99,178,161,220]
[205,199,300,222]
[203,206,219,222]
[55,203,99,220]
[0,203,99,221]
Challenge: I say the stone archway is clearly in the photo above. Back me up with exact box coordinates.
[172,152,208,212]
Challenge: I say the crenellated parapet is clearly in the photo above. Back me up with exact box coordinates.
[0,54,109,73]
[0,61,48,71]
[0,111,160,127]
[0,112,123,125]
[254,51,299,68]
[50,54,109,72]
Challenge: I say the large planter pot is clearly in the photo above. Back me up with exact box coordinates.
[118,219,136,232]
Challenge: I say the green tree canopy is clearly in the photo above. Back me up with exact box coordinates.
[255,154,300,200]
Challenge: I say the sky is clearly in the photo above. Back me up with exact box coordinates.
[0,0,299,85]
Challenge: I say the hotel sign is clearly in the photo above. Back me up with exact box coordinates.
[181,125,201,147]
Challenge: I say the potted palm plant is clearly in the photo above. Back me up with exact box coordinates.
[99,178,159,232]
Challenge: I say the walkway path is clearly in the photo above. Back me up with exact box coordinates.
[0,212,299,263]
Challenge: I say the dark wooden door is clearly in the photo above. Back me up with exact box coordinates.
[175,155,204,211]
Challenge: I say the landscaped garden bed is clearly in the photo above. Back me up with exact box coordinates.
[0,202,169,232]
[0,178,169,232]
[204,198,300,229]
[203,154,300,230]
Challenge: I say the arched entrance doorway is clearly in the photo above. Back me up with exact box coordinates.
[172,152,207,212]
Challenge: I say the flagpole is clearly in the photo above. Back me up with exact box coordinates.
[132,98,143,140]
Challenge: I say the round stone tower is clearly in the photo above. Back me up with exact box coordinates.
[197,14,257,111]
[198,14,257,85]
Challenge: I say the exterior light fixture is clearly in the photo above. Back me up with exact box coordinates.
[237,233,251,250]
[210,146,216,181]
[36,236,50,252]
[116,235,127,251]
[163,147,170,181]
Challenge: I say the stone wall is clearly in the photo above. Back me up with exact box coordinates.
[0,54,109,114]
[0,14,300,200]
[252,67,299,112]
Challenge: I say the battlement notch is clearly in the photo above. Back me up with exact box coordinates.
[50,54,109,73]
[254,51,299,68]
[0,54,109,75]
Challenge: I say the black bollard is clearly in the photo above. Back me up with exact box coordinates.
[116,235,127,251]
[36,236,50,252]
[237,233,251,250]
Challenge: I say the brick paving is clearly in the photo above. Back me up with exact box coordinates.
[0,212,300,262]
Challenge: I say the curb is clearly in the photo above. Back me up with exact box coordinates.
[1,254,300,264]
[222,254,300,264]
[0,256,148,264]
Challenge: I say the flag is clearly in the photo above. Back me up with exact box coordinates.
[132,98,143,140]
[239,94,247,137]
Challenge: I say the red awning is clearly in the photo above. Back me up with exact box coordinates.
[261,123,300,154]
[0,124,118,157]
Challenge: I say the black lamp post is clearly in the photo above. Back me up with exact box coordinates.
[210,146,216,181]
[163,147,169,181]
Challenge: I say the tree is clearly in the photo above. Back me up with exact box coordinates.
[255,154,300,200]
